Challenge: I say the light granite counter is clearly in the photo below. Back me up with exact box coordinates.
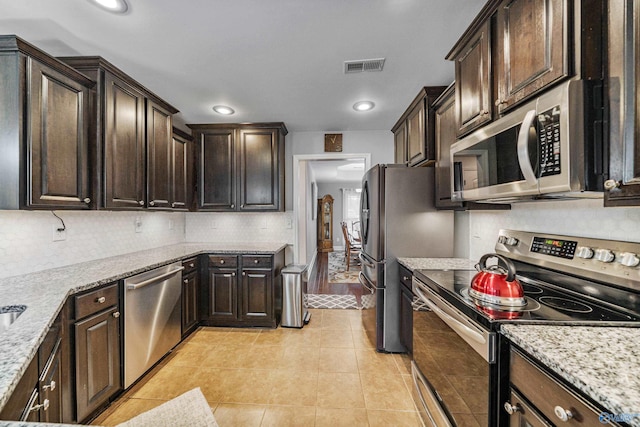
[397,257,477,272]
[0,242,288,415]
[502,325,640,426]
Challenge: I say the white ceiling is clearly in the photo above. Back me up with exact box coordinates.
[1,0,483,132]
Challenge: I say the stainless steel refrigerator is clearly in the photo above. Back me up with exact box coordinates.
[359,164,454,352]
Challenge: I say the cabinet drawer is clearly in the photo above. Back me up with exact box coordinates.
[182,257,199,273]
[510,350,605,426]
[75,283,119,320]
[242,255,272,269]
[209,255,238,268]
[399,266,412,291]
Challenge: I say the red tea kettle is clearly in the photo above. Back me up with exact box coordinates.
[469,253,526,307]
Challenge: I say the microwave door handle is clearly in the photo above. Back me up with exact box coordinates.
[517,109,539,186]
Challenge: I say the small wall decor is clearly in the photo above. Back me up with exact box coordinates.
[324,133,343,152]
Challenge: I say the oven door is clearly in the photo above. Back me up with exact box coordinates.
[412,277,496,426]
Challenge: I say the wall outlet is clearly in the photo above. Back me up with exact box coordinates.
[169,219,175,230]
[210,219,218,229]
[52,225,67,242]
[285,218,293,229]
[261,218,268,229]
[134,216,143,233]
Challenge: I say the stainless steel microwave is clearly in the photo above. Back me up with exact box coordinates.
[450,80,606,203]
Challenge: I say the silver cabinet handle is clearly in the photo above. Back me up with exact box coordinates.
[230,204,235,209]
[504,402,521,415]
[112,311,120,318]
[149,201,155,206]
[242,272,246,276]
[30,399,50,413]
[241,204,244,208]
[254,259,259,264]
[83,198,91,204]
[189,263,195,268]
[139,200,144,206]
[171,202,177,208]
[96,296,106,304]
[43,380,56,392]
[554,406,574,422]
[403,276,410,281]
[183,279,188,284]
[220,259,225,264]
[126,267,185,290]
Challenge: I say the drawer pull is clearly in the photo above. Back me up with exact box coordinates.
[183,279,188,284]
[83,198,91,204]
[503,401,522,415]
[189,263,195,268]
[220,259,225,264]
[254,259,259,264]
[139,200,145,206]
[113,311,121,318]
[403,276,410,281]
[43,380,56,392]
[554,406,574,422]
[96,296,106,304]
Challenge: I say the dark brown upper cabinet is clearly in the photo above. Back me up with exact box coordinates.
[171,127,193,211]
[58,56,179,210]
[448,19,492,137]
[391,87,446,167]
[606,0,640,206]
[494,0,570,114]
[0,36,95,210]
[446,0,603,136]
[189,123,287,212]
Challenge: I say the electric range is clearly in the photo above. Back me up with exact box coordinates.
[410,230,640,427]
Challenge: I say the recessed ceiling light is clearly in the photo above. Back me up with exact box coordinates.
[212,105,235,115]
[89,0,129,13]
[353,101,375,112]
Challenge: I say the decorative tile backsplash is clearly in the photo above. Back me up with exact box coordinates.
[463,199,640,261]
[0,210,295,279]
[184,212,295,244]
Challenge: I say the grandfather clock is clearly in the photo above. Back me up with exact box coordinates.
[317,194,334,252]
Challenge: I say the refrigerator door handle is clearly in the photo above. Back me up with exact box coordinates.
[358,272,375,293]
[359,253,375,269]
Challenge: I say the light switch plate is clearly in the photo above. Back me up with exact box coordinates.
[52,225,66,242]
[134,216,143,233]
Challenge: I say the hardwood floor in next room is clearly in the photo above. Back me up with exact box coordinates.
[308,251,362,299]
[92,309,420,426]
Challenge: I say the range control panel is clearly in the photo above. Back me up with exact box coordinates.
[495,230,640,289]
[530,237,577,259]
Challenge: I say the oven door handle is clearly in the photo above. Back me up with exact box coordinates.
[414,280,486,346]
[517,109,539,186]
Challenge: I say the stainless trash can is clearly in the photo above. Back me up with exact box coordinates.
[281,264,311,328]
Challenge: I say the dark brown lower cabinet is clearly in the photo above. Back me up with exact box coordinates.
[204,251,284,328]
[0,312,65,423]
[181,257,200,338]
[74,285,121,422]
[399,266,413,355]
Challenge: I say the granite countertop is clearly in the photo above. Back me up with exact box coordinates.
[397,257,477,272]
[0,242,288,414]
[502,325,640,426]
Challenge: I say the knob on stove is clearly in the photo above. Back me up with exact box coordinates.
[575,246,594,259]
[618,252,640,267]
[594,248,615,263]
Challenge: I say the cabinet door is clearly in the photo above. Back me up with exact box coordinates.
[406,99,427,166]
[75,306,121,422]
[208,268,238,320]
[103,72,145,209]
[0,357,38,421]
[27,59,91,209]
[394,122,407,165]
[198,130,236,210]
[172,131,190,210]
[238,128,280,211]
[434,88,463,209]
[182,270,199,337]
[240,269,272,321]
[496,0,569,113]
[399,284,413,355]
[455,20,492,136]
[147,100,173,209]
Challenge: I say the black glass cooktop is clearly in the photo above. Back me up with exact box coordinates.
[414,269,640,329]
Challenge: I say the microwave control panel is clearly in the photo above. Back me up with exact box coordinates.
[537,106,561,177]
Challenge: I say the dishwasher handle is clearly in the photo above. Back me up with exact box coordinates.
[126,266,185,290]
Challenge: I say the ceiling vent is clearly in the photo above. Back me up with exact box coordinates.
[344,58,385,74]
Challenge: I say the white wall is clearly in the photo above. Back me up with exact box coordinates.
[0,211,185,279]
[458,199,640,261]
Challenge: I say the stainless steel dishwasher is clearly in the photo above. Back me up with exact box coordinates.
[123,261,183,388]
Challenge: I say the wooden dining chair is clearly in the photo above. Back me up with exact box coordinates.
[341,221,361,271]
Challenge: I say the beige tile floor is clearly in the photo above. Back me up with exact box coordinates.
[92,309,421,426]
